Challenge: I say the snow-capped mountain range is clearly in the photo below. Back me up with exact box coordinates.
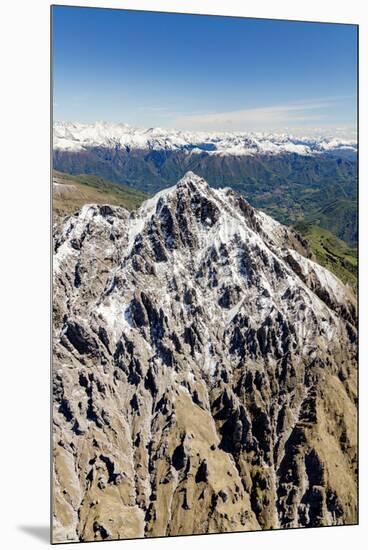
[54,121,357,157]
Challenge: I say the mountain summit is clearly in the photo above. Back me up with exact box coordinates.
[52,172,357,543]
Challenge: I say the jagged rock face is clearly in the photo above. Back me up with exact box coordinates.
[52,172,357,543]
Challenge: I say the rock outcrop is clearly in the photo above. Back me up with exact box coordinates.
[52,172,357,543]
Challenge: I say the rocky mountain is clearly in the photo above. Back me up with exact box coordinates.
[52,172,357,543]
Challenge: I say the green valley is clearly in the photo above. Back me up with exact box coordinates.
[293,222,357,290]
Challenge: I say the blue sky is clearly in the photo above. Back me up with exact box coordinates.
[52,6,357,136]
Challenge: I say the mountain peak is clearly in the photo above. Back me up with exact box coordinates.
[177,170,206,185]
[131,171,211,225]
[176,171,210,192]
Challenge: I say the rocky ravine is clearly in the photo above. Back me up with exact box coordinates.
[52,172,357,543]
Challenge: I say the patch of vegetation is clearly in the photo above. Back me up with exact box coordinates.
[294,222,357,290]
[306,199,357,245]
[53,170,148,216]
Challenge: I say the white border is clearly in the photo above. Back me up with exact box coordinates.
[1,1,366,548]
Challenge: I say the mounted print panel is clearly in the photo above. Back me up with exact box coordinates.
[51,5,358,544]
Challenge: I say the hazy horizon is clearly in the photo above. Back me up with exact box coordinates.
[53,119,357,141]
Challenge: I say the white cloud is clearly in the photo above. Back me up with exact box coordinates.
[171,97,355,135]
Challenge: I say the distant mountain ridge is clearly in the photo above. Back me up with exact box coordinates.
[54,121,357,157]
